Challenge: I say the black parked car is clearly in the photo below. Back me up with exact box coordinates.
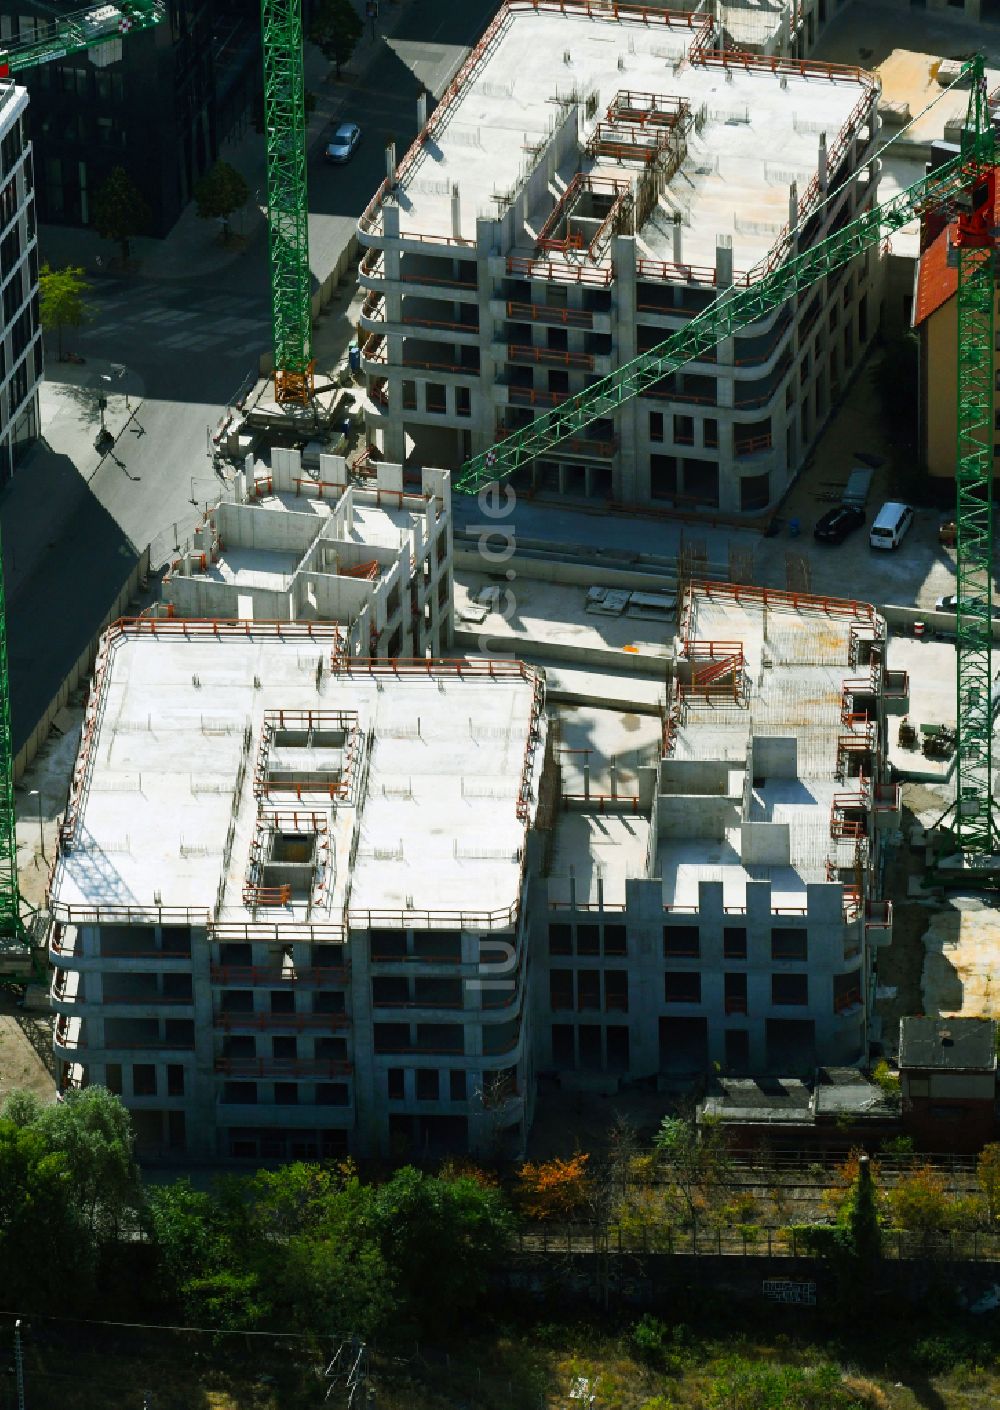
[813,504,865,545]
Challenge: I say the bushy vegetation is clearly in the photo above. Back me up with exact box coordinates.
[0,1090,512,1336]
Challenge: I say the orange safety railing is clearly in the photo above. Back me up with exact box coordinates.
[210,964,349,985]
[834,987,863,1015]
[874,782,900,812]
[507,343,595,370]
[338,559,380,581]
[506,300,594,328]
[331,655,539,681]
[734,432,773,457]
[214,1011,350,1031]
[507,385,570,408]
[561,793,642,814]
[637,257,749,288]
[242,884,292,908]
[687,580,877,624]
[507,255,615,287]
[865,899,893,929]
[215,1057,353,1077]
[562,436,616,459]
[608,90,690,126]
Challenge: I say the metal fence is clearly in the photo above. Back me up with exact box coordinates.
[515,1222,1000,1261]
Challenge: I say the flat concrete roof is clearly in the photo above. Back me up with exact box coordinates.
[48,625,545,932]
[899,1015,997,1072]
[387,6,868,272]
[662,587,877,908]
[454,571,674,663]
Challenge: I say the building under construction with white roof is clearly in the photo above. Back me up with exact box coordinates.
[46,575,904,1159]
[49,621,547,1161]
[161,454,454,660]
[358,0,880,516]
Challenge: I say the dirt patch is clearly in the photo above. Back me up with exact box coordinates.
[0,990,56,1104]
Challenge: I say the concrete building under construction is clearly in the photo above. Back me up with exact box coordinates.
[357,0,880,516]
[161,455,454,660]
[48,621,547,1161]
[535,581,905,1082]
[47,576,903,1159]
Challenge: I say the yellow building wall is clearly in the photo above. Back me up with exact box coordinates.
[926,295,958,478]
[926,291,999,479]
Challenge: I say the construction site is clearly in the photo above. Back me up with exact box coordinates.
[357,1,881,515]
[1,0,1000,1170]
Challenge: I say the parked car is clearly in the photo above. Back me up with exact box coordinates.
[870,500,914,550]
[813,504,865,544]
[324,122,361,163]
[934,593,1000,617]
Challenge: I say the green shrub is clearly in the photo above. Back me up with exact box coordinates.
[708,1356,882,1410]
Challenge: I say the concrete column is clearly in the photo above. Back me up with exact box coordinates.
[350,930,380,1157]
[788,180,799,234]
[818,132,828,194]
[385,140,397,185]
[715,234,733,290]
[475,215,501,457]
[612,233,640,504]
[672,213,683,266]
[417,91,428,129]
[450,185,462,242]
[188,924,217,1159]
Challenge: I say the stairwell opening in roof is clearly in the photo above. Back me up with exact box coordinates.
[256,709,362,804]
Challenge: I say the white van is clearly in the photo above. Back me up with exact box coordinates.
[870,501,914,550]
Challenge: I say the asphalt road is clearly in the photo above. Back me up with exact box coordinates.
[4,0,503,752]
[47,0,505,554]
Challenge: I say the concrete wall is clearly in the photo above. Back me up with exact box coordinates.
[657,794,740,840]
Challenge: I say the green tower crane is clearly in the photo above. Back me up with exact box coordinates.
[456,56,998,860]
[0,1,163,951]
[0,1,162,77]
[260,0,313,406]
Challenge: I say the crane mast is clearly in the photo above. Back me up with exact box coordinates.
[457,57,998,859]
[260,0,313,406]
[953,68,997,854]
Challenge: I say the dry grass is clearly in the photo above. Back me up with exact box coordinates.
[15,1322,1000,1410]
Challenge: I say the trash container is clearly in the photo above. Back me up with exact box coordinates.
[348,343,361,373]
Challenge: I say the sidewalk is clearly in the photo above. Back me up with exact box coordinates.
[3,356,145,604]
[37,0,416,288]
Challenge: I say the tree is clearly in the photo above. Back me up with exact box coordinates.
[308,0,363,78]
[370,1164,514,1331]
[978,1143,1000,1224]
[652,1114,732,1232]
[0,1119,87,1310]
[38,263,89,360]
[515,1153,591,1221]
[890,1164,954,1240]
[32,1087,144,1245]
[193,160,250,241]
[92,165,150,263]
[841,1152,882,1268]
